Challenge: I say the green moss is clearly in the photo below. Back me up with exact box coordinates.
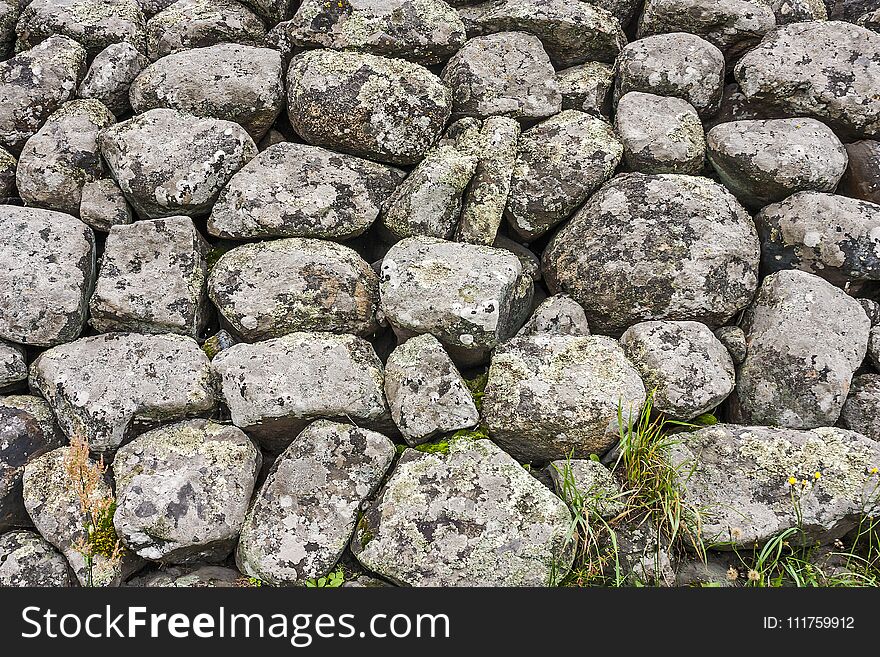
[450,425,490,441]
[464,371,489,412]
[415,440,450,455]
[89,502,119,559]
[357,515,374,549]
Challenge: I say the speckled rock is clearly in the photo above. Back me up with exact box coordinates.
[669,424,880,545]
[209,142,403,240]
[0,146,14,198]
[454,117,519,245]
[16,100,115,216]
[79,178,134,231]
[212,332,390,452]
[547,459,625,519]
[0,0,18,57]
[705,82,788,130]
[78,42,149,117]
[732,270,870,428]
[0,530,72,587]
[208,239,379,341]
[620,320,735,420]
[543,173,761,335]
[237,421,395,586]
[141,0,180,16]
[859,299,880,327]
[869,326,880,370]
[352,437,573,586]
[130,44,283,140]
[734,21,880,140]
[113,419,260,563]
[89,216,211,337]
[457,0,626,67]
[756,193,880,285]
[614,32,725,118]
[860,7,880,30]
[380,236,533,365]
[637,0,776,58]
[556,62,614,116]
[517,294,590,337]
[23,447,144,586]
[840,374,880,442]
[16,0,147,57]
[0,341,26,393]
[98,108,258,219]
[146,0,267,61]
[281,0,465,65]
[483,334,647,461]
[0,36,86,152]
[0,207,95,347]
[767,0,827,23]
[380,144,477,240]
[840,140,880,205]
[714,325,747,364]
[238,0,293,24]
[384,334,479,446]
[614,92,705,175]
[0,395,63,446]
[707,119,848,209]
[441,32,561,122]
[127,564,243,587]
[832,0,880,21]
[505,110,623,240]
[287,49,451,166]
[1,402,65,531]
[30,333,217,453]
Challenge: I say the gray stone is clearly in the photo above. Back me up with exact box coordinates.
[505,110,623,240]
[16,0,147,57]
[212,332,390,452]
[0,146,14,199]
[237,420,395,586]
[127,564,243,587]
[380,144,477,240]
[79,178,134,231]
[0,530,72,587]
[637,0,776,58]
[756,193,880,285]
[543,173,761,335]
[707,119,848,209]
[614,91,706,175]
[869,326,880,371]
[30,333,217,453]
[859,298,880,327]
[441,32,561,122]
[208,238,379,341]
[733,270,870,428]
[457,0,626,67]
[517,294,590,337]
[859,8,880,31]
[0,0,18,57]
[669,424,880,545]
[734,21,880,140]
[0,207,95,347]
[146,0,268,61]
[201,329,237,360]
[238,0,293,24]
[614,32,725,118]
[619,320,736,420]
[141,0,180,16]
[840,140,880,206]
[0,36,86,152]
[607,517,676,586]
[16,99,115,216]
[829,0,878,21]
[113,419,260,563]
[840,374,880,442]
[714,325,747,364]
[352,436,573,586]
[556,62,614,116]
[79,42,150,117]
[547,459,625,519]
[379,236,533,365]
[208,142,403,240]
[483,334,647,461]
[493,235,541,282]
[0,340,26,393]
[0,395,63,446]
[705,82,788,130]
[280,0,466,65]
[287,49,451,166]
[98,108,258,219]
[384,334,479,446]
[89,216,211,337]
[768,0,827,23]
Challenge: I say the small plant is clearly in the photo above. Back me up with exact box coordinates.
[464,372,489,412]
[305,567,345,588]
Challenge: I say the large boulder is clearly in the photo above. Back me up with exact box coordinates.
[0,207,95,347]
[78,42,149,117]
[0,530,72,587]
[286,49,451,166]
[30,333,217,453]
[542,173,761,335]
[755,192,880,285]
[669,424,880,545]
[734,21,880,140]
[98,108,257,219]
[556,62,614,116]
[130,43,284,140]
[352,437,573,586]
[483,334,647,461]
[211,332,390,452]
[237,421,395,586]
[208,142,403,240]
[113,419,261,563]
[505,110,622,240]
[380,236,533,365]
[732,270,870,428]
